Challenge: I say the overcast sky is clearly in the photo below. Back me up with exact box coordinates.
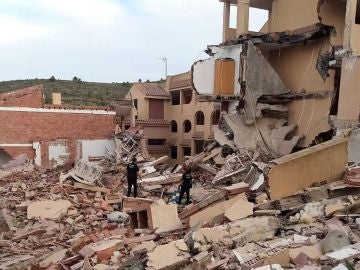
[0,0,268,83]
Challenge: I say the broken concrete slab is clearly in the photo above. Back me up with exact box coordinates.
[196,227,230,244]
[224,199,254,221]
[267,138,348,199]
[179,190,226,220]
[321,230,350,253]
[39,249,68,268]
[73,182,110,194]
[147,239,190,270]
[150,199,183,233]
[189,194,247,228]
[289,244,323,264]
[224,182,249,196]
[131,240,156,254]
[326,247,360,260]
[27,200,72,219]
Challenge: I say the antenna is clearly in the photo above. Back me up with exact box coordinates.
[159,57,168,79]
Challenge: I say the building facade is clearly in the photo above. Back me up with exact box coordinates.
[124,73,220,163]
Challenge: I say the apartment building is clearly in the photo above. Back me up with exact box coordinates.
[124,73,220,163]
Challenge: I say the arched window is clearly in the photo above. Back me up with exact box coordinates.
[195,111,205,125]
[211,110,220,125]
[183,120,192,133]
[170,120,178,133]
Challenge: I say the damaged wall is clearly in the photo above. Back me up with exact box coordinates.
[76,139,115,162]
[192,45,243,96]
[319,0,346,46]
[0,86,43,108]
[0,109,115,168]
[268,39,335,146]
[268,137,348,199]
[244,42,289,124]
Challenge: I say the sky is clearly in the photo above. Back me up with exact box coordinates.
[0,0,268,83]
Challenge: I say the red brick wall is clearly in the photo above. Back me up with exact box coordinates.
[1,147,35,160]
[0,110,115,167]
[0,85,43,108]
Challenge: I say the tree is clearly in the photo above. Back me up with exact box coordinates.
[138,79,142,83]
[146,79,150,83]
[72,76,82,83]
[49,76,56,82]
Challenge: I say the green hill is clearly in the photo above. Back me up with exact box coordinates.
[0,79,132,106]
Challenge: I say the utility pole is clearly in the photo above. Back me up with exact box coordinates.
[159,57,167,79]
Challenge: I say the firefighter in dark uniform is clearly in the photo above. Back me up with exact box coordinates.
[127,157,139,197]
[177,165,192,205]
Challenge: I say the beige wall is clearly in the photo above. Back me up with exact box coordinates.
[344,0,360,54]
[338,57,360,120]
[125,86,149,119]
[269,39,334,145]
[320,0,346,46]
[268,138,347,199]
[269,0,319,32]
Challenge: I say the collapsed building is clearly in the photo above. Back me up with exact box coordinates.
[191,0,360,158]
[3,0,360,270]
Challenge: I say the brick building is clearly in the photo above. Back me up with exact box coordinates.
[0,85,116,168]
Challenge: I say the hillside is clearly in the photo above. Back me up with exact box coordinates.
[0,79,132,106]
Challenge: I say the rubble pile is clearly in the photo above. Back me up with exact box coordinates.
[1,127,360,270]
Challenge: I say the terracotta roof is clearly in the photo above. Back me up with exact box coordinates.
[135,83,170,98]
[169,79,190,90]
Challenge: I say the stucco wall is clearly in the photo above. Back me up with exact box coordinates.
[269,0,319,32]
[268,39,334,145]
[338,57,360,121]
[268,138,348,199]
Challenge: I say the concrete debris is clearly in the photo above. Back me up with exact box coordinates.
[147,239,190,269]
[27,199,72,219]
[150,199,183,234]
[1,101,360,270]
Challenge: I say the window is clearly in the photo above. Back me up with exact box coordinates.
[171,91,180,105]
[195,111,205,125]
[356,0,360,24]
[133,99,138,110]
[195,140,205,154]
[211,110,220,125]
[183,90,192,104]
[183,120,192,133]
[171,146,177,159]
[183,147,191,157]
[148,139,166,145]
[148,99,164,119]
[170,120,178,133]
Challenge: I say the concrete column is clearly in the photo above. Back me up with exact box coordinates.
[236,0,249,36]
[223,1,231,42]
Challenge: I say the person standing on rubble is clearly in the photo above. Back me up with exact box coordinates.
[177,164,192,205]
[127,157,140,197]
